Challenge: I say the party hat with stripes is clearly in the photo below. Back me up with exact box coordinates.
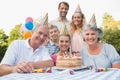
[89,13,97,27]
[60,25,69,35]
[42,13,48,27]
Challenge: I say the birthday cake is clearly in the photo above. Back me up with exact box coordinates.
[56,53,82,68]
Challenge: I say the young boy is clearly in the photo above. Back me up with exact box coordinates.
[45,25,60,55]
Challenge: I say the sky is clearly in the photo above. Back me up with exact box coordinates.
[0,0,120,35]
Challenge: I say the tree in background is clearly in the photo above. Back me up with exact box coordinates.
[8,24,22,45]
[116,20,120,29]
[0,24,22,62]
[102,13,120,54]
[0,29,8,61]
[102,13,117,29]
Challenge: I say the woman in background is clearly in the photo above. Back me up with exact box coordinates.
[70,4,86,54]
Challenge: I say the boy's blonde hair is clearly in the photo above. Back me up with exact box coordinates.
[49,25,59,32]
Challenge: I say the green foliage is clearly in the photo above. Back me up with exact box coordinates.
[0,29,8,62]
[8,24,22,45]
[0,24,22,62]
[102,13,116,29]
[102,27,120,54]
[102,13,120,54]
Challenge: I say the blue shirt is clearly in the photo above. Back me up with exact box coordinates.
[80,43,120,69]
[46,40,59,55]
[0,39,51,66]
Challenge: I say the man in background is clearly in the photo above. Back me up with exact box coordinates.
[50,1,70,32]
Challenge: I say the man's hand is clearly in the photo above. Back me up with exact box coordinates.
[13,62,33,73]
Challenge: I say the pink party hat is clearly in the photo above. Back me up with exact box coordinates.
[75,4,82,13]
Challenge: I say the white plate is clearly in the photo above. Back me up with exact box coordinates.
[54,66,87,71]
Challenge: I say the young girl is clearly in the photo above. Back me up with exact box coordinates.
[51,34,71,65]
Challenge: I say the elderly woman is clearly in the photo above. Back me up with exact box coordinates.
[80,24,120,69]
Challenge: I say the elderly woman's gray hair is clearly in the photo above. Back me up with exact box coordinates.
[82,24,103,41]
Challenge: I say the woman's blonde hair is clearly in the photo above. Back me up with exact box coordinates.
[70,13,86,37]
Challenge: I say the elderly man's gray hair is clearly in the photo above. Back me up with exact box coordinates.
[34,24,49,31]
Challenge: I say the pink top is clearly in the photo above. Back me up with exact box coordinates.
[51,54,57,66]
[71,32,86,52]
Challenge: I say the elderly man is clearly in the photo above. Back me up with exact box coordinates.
[0,24,54,76]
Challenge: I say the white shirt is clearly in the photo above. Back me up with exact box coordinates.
[50,18,70,32]
[0,39,51,66]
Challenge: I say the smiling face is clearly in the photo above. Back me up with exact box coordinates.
[58,3,69,18]
[49,27,59,41]
[73,13,83,26]
[58,35,71,52]
[30,26,49,49]
[84,29,98,46]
